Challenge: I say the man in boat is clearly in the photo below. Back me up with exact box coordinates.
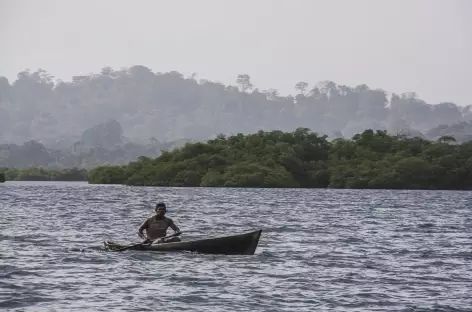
[138,202,181,244]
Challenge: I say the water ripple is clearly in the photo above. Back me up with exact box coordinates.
[0,182,471,311]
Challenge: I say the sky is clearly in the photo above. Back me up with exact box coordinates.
[1,0,471,106]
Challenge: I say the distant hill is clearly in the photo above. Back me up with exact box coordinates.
[0,66,470,147]
[424,121,472,143]
[0,120,191,168]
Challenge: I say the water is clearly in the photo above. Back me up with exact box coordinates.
[1,182,471,311]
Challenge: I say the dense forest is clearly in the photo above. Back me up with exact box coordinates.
[2,66,472,150]
[0,167,87,181]
[87,128,472,190]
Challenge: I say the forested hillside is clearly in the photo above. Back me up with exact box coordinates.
[1,66,471,148]
[0,119,190,168]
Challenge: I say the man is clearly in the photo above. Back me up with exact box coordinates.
[138,202,181,244]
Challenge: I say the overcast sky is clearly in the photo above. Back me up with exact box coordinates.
[1,0,471,105]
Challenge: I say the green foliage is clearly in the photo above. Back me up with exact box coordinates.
[87,128,472,189]
[0,172,5,183]
[7,128,472,189]
[87,165,127,184]
[0,167,87,181]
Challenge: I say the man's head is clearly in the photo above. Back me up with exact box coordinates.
[155,202,167,217]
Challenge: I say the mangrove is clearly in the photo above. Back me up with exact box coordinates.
[87,128,472,190]
[0,167,88,182]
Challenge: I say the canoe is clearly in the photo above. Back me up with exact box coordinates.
[104,229,262,255]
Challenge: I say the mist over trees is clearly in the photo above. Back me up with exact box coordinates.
[0,119,190,168]
[1,65,472,151]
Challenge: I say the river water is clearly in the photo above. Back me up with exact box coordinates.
[0,182,471,311]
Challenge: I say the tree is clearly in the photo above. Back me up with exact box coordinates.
[438,135,456,143]
[295,81,308,94]
[263,89,279,101]
[236,74,253,92]
[80,119,123,148]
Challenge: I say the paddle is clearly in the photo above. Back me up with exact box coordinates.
[111,231,183,252]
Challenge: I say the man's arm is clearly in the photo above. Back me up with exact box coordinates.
[168,218,181,234]
[138,218,149,239]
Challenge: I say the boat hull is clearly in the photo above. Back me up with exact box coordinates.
[104,229,262,255]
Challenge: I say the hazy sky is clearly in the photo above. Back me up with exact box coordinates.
[1,0,471,105]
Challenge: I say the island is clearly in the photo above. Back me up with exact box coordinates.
[86,128,471,190]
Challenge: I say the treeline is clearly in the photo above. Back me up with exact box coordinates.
[1,66,471,146]
[88,128,472,190]
[0,119,189,168]
[0,167,87,181]
[0,140,164,169]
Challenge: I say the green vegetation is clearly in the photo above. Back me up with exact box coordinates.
[0,172,5,183]
[88,128,472,190]
[0,167,87,181]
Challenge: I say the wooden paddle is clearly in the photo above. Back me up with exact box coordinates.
[112,231,182,252]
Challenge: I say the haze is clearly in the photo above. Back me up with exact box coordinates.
[1,0,471,106]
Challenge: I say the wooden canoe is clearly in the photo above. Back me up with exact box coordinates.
[104,229,262,255]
